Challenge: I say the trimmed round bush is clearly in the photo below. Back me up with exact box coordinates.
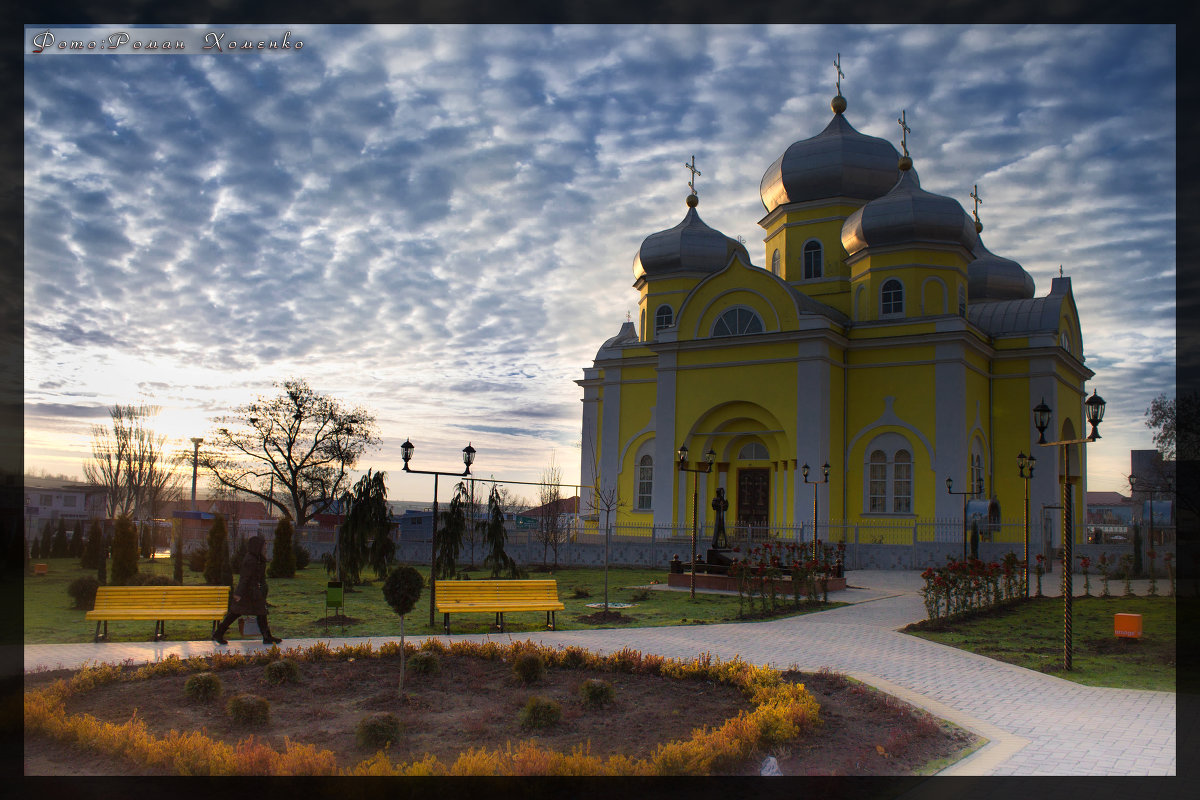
[67,576,100,610]
[408,651,440,675]
[559,646,589,670]
[144,574,177,586]
[295,545,311,570]
[126,572,153,586]
[579,678,615,709]
[226,692,270,726]
[187,546,208,573]
[183,672,222,702]
[511,651,545,684]
[264,659,300,686]
[356,712,404,749]
[518,696,561,729]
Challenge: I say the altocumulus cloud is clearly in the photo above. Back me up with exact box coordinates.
[23,24,1174,489]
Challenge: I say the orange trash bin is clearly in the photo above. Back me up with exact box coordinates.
[1114,613,1142,639]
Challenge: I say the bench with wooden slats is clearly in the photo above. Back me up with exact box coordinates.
[85,585,230,642]
[434,579,564,635]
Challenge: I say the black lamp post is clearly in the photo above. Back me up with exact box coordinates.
[678,444,716,600]
[401,439,476,626]
[190,437,203,512]
[1017,452,1037,597]
[802,462,831,563]
[946,478,972,561]
[1033,390,1106,671]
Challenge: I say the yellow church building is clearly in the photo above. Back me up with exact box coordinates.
[577,86,1095,564]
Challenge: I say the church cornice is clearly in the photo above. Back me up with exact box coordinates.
[758,197,869,231]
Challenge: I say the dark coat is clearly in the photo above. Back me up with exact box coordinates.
[229,535,268,616]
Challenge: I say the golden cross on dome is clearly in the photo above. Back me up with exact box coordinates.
[834,53,844,95]
[1059,265,1064,277]
[626,310,632,322]
[897,110,911,157]
[683,154,701,196]
[970,184,983,224]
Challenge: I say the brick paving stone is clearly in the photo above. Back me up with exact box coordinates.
[19,569,1175,777]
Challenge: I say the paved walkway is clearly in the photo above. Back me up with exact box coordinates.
[21,570,1175,777]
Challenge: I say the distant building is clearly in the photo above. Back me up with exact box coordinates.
[23,476,106,541]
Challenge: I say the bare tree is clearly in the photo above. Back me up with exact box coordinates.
[583,435,625,613]
[84,405,185,543]
[534,458,566,568]
[199,379,379,528]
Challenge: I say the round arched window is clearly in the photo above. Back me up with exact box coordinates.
[655,305,674,331]
[770,249,781,276]
[712,307,765,337]
[803,240,822,279]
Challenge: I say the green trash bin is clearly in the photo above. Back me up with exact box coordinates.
[326,581,344,627]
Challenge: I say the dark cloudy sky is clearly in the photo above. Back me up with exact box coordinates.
[23,24,1175,496]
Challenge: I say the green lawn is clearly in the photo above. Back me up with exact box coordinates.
[22,557,841,644]
[905,595,1176,692]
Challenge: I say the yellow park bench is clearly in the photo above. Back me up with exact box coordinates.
[86,585,230,642]
[435,579,565,635]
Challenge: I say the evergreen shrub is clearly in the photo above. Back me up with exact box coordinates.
[110,515,140,586]
[226,693,270,726]
[518,696,561,729]
[264,659,301,686]
[408,651,440,675]
[512,651,546,684]
[356,713,404,749]
[268,518,296,579]
[183,672,222,702]
[188,546,208,573]
[67,576,101,610]
[578,678,615,709]
[295,545,311,570]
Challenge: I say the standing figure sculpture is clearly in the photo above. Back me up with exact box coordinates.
[711,488,730,550]
[212,535,283,645]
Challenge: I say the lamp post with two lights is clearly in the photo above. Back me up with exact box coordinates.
[400,439,476,627]
[801,462,830,563]
[677,444,715,600]
[1032,390,1106,671]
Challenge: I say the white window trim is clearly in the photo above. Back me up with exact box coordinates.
[802,238,823,280]
[711,305,766,338]
[654,304,674,331]
[880,279,904,318]
[862,434,916,516]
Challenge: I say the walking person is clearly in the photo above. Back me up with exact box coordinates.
[212,535,282,645]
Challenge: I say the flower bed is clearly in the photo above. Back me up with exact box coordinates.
[919,553,1025,622]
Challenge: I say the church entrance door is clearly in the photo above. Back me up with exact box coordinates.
[737,468,769,539]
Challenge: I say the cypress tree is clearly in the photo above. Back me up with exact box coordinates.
[30,536,40,560]
[268,517,297,579]
[39,522,53,562]
[204,515,231,587]
[171,524,184,584]
[81,519,104,569]
[51,519,70,558]
[110,515,139,586]
[69,521,84,558]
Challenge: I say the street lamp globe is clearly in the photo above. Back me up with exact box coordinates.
[1085,390,1106,439]
[462,443,476,470]
[401,439,414,465]
[1033,398,1052,444]
[677,444,689,466]
[704,448,716,465]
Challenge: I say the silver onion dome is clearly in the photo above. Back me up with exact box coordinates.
[633,194,750,281]
[968,239,1035,301]
[841,167,980,257]
[760,103,902,213]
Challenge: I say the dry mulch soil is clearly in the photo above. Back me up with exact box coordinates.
[24,655,978,776]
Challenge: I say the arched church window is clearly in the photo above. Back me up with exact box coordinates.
[868,450,888,512]
[893,450,912,513]
[712,307,765,337]
[958,286,967,316]
[636,455,653,510]
[971,453,984,498]
[770,249,781,276]
[655,305,674,331]
[1060,331,1072,354]
[864,435,917,515]
[881,279,904,316]
[803,240,823,279]
[738,442,768,460]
